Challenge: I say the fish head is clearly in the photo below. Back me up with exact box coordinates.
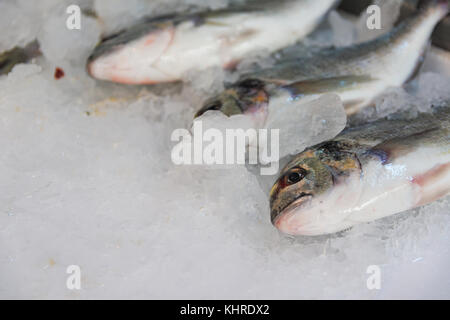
[195,79,269,122]
[87,22,175,84]
[270,141,362,236]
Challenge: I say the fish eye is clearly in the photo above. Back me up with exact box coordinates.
[288,172,301,184]
[238,78,263,88]
[286,168,307,185]
[237,79,265,95]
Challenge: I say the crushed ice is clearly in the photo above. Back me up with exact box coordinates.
[0,0,449,299]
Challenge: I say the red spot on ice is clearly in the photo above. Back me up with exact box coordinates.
[54,67,65,80]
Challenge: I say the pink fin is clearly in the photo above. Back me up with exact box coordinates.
[413,162,450,206]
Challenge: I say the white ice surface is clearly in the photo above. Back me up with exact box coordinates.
[0,1,38,51]
[0,0,450,300]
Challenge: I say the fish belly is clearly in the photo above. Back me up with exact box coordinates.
[348,143,450,223]
[154,0,336,79]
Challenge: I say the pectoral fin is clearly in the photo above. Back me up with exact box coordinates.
[368,127,446,164]
[203,19,230,27]
[413,163,450,206]
[281,75,376,98]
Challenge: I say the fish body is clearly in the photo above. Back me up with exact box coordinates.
[270,107,450,236]
[196,1,449,123]
[87,0,338,84]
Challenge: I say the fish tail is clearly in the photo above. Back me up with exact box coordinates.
[399,0,449,43]
[418,0,449,17]
[0,53,24,75]
[0,40,41,75]
[23,40,41,60]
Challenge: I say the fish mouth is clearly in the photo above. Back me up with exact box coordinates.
[271,193,312,226]
[272,194,313,235]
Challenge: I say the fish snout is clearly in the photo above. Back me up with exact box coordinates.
[270,194,313,235]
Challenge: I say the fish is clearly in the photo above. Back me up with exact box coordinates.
[195,0,449,124]
[87,0,338,84]
[0,40,41,75]
[269,106,450,236]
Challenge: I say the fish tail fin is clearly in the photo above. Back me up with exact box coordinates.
[0,40,40,75]
[418,0,449,17]
[396,0,449,47]
[23,40,41,60]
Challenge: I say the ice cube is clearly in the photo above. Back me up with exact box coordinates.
[37,5,101,68]
[0,1,38,51]
[265,93,347,158]
[328,10,357,47]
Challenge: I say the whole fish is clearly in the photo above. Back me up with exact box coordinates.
[87,0,337,84]
[0,41,40,75]
[195,0,448,123]
[270,107,450,236]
